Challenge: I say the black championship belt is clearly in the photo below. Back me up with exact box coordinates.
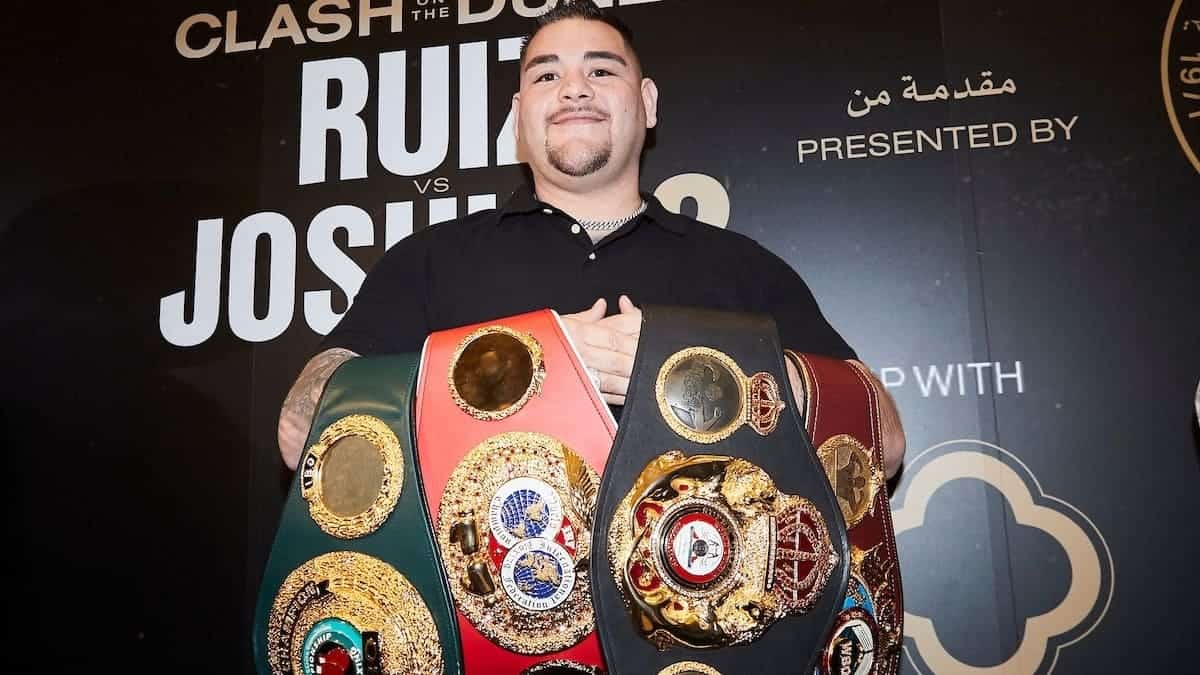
[253,355,461,675]
[590,306,851,675]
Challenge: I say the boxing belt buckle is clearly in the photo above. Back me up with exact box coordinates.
[656,346,788,443]
[253,355,459,675]
[591,305,851,675]
[416,309,616,674]
[786,351,905,675]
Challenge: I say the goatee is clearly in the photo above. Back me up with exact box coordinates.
[546,140,611,177]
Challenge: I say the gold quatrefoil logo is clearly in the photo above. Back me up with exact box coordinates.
[892,440,1114,674]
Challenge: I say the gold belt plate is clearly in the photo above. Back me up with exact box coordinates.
[301,415,405,539]
[266,551,442,675]
[608,451,838,650]
[816,434,884,529]
[656,347,786,443]
[437,431,600,654]
[449,325,546,421]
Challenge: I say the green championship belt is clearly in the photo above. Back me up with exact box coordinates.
[252,355,460,675]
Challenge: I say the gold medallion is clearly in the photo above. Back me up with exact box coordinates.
[657,663,723,675]
[437,432,599,654]
[450,325,546,421]
[522,661,603,674]
[301,415,404,539]
[656,347,785,443]
[816,435,883,529]
[608,451,837,650]
[266,551,442,675]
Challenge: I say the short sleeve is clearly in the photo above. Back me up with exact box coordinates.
[755,244,858,361]
[317,230,432,356]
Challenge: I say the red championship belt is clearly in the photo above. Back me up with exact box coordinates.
[786,351,905,675]
[416,309,617,674]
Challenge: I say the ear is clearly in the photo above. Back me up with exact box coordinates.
[640,77,659,129]
[510,92,522,144]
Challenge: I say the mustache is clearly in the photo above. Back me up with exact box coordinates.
[547,105,608,124]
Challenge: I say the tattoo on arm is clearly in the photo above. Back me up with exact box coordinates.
[281,348,359,425]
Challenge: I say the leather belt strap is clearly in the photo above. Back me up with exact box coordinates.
[253,354,460,675]
[415,309,616,674]
[787,351,904,675]
[590,305,850,675]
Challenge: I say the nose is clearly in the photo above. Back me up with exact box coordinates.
[559,70,594,102]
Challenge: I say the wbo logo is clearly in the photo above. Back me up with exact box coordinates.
[892,440,1114,674]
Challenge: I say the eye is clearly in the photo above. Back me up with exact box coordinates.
[534,72,558,83]
[590,68,613,77]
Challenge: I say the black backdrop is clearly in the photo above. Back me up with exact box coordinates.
[3,1,1198,672]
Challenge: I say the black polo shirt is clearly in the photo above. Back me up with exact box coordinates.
[320,186,857,361]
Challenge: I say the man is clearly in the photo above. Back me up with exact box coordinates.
[278,0,905,477]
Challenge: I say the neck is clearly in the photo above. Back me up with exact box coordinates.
[531,169,643,222]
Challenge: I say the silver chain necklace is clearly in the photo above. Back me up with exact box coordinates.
[577,200,648,231]
[536,193,648,232]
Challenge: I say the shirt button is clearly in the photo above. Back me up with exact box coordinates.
[542,208,553,215]
[570,223,582,235]
[588,252,597,261]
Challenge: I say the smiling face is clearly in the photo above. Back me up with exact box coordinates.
[513,18,658,189]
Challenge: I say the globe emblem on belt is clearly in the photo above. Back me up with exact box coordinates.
[500,537,577,611]
[488,477,564,549]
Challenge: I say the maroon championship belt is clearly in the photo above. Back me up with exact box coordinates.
[415,309,617,674]
[786,351,905,675]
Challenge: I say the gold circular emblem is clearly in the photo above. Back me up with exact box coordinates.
[657,663,723,675]
[656,347,746,443]
[437,432,599,654]
[656,347,785,443]
[301,415,404,539]
[816,434,883,529]
[1163,0,1200,174]
[522,661,603,674]
[266,551,442,675]
[609,451,837,650]
[450,325,546,421]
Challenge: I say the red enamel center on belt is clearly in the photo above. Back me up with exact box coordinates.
[663,510,730,586]
[315,645,352,675]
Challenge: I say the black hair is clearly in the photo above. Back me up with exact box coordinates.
[518,0,641,72]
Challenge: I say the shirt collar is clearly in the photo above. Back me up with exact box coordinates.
[495,184,690,235]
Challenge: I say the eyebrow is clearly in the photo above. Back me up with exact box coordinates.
[524,54,559,72]
[583,50,628,67]
[523,50,629,73]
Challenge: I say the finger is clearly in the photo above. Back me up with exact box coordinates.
[601,392,626,406]
[580,345,636,379]
[564,297,606,321]
[618,294,639,314]
[596,371,630,398]
[597,311,642,336]
[578,322,639,356]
